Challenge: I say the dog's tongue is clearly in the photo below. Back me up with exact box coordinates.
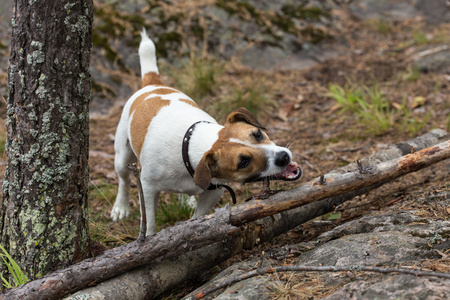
[274,161,302,181]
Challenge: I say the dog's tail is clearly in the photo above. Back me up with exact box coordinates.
[139,29,162,87]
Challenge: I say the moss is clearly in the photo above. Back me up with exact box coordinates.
[27,50,45,66]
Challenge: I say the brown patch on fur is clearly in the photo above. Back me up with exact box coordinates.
[142,72,163,87]
[194,108,273,188]
[151,88,178,95]
[194,142,268,188]
[129,93,170,157]
[221,123,272,145]
[180,98,200,108]
[226,107,266,130]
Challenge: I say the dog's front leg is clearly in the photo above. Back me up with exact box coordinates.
[194,188,224,217]
[141,184,160,236]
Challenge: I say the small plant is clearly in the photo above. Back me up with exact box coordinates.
[328,82,433,137]
[156,194,195,229]
[0,245,29,289]
[412,29,429,45]
[0,132,5,155]
[213,80,277,119]
[367,18,392,34]
[401,65,420,82]
[327,83,394,135]
[167,54,225,103]
[399,97,432,136]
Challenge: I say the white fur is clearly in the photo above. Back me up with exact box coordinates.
[112,85,223,234]
[139,29,159,77]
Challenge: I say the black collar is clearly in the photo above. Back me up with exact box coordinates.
[182,121,236,204]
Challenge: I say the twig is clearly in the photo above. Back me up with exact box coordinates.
[127,163,146,242]
[190,265,450,299]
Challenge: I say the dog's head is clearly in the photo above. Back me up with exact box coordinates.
[194,107,302,190]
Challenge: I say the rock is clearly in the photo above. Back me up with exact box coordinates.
[186,257,276,300]
[296,232,434,267]
[415,0,450,24]
[188,192,449,299]
[316,210,450,242]
[349,0,421,21]
[349,0,450,23]
[323,275,450,300]
[413,45,450,74]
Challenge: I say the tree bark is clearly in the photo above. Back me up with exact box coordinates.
[0,0,93,280]
[1,130,448,300]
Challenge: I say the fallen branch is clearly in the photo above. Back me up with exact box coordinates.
[2,131,449,300]
[190,265,450,299]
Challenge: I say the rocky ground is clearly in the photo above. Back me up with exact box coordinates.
[0,0,449,299]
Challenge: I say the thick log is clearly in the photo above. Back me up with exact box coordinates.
[1,130,449,300]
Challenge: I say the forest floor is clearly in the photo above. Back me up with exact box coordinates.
[84,6,449,248]
[86,8,450,298]
[0,1,449,298]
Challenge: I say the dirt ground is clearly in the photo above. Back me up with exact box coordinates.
[0,2,449,298]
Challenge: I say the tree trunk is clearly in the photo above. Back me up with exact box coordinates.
[0,0,93,279]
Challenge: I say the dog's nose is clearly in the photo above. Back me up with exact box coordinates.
[275,151,290,167]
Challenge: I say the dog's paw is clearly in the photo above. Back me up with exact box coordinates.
[110,203,130,221]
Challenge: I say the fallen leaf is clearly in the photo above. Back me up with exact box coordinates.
[411,96,426,108]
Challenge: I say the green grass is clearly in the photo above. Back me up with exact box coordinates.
[412,29,429,45]
[0,244,29,289]
[0,132,6,155]
[156,194,195,229]
[399,97,432,136]
[212,80,277,119]
[327,83,394,135]
[367,18,392,34]
[327,82,432,136]
[167,54,225,103]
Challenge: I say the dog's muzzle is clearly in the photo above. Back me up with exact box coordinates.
[247,161,302,183]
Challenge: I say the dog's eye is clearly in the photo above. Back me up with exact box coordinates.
[238,156,251,170]
[253,129,263,141]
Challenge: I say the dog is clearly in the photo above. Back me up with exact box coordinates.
[111,30,302,235]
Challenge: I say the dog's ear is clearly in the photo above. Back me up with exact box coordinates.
[194,151,217,190]
[225,107,266,130]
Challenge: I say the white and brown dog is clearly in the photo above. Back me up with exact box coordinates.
[111,30,302,235]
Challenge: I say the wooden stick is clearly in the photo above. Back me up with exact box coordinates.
[229,141,450,225]
[127,163,146,241]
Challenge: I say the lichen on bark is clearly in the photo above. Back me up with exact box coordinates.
[0,0,93,279]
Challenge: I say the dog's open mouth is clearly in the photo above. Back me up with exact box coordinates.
[272,161,302,181]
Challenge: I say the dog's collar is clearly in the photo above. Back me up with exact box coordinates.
[182,121,236,204]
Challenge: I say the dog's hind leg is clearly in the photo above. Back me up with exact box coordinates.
[111,135,137,221]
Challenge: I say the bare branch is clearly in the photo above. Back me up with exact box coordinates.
[127,163,146,241]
